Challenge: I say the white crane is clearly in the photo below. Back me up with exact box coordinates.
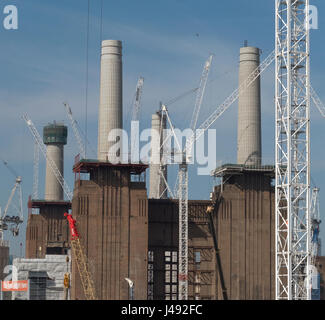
[0,161,24,240]
[275,0,311,300]
[310,188,321,266]
[32,141,39,200]
[63,102,86,159]
[157,49,276,299]
[311,86,325,118]
[23,114,73,201]
[159,38,325,299]
[176,54,213,300]
[131,77,144,123]
[130,77,144,159]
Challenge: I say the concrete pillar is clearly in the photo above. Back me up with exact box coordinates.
[149,112,167,199]
[98,40,123,162]
[237,46,262,166]
[43,123,67,201]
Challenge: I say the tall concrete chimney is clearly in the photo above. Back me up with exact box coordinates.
[43,122,67,201]
[237,46,262,166]
[98,40,123,162]
[149,111,167,199]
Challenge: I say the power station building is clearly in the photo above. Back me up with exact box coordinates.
[23,40,323,300]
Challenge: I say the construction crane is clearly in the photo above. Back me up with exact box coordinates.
[190,55,213,132]
[156,56,213,200]
[23,114,96,300]
[160,49,276,300]
[310,188,321,266]
[156,48,275,299]
[131,77,144,123]
[176,54,213,300]
[63,102,86,159]
[275,0,311,300]
[23,114,73,201]
[0,160,24,239]
[311,86,325,118]
[166,42,325,300]
[64,212,97,300]
[32,142,39,200]
[130,77,144,159]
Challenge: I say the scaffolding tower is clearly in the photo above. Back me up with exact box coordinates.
[275,0,311,300]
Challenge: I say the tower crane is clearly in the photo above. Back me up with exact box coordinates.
[310,86,325,118]
[63,102,86,159]
[131,77,144,123]
[23,114,73,201]
[0,160,24,239]
[130,77,144,159]
[310,188,321,266]
[157,55,213,201]
[165,39,325,299]
[32,142,40,200]
[23,114,96,300]
[162,49,275,300]
[176,54,213,300]
[275,0,311,300]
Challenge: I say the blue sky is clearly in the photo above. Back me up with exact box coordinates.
[0,0,324,257]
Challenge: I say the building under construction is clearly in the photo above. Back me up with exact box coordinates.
[26,123,70,259]
[23,38,324,300]
[64,41,275,300]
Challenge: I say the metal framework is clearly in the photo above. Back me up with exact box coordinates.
[178,160,189,300]
[159,49,276,299]
[32,141,39,200]
[275,0,311,300]
[311,86,325,118]
[131,77,144,123]
[65,213,97,300]
[310,188,321,266]
[23,114,73,201]
[64,102,86,159]
[0,176,23,240]
[190,55,213,132]
[0,160,24,239]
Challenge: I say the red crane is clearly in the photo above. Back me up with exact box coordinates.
[64,213,96,300]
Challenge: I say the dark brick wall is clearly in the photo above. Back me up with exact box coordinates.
[148,172,275,300]
[71,166,148,300]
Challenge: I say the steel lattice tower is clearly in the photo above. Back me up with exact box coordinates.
[178,161,189,300]
[275,0,311,300]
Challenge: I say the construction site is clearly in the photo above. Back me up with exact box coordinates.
[1,0,325,301]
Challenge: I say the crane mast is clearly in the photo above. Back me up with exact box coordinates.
[63,102,86,159]
[65,213,97,300]
[275,0,311,300]
[178,55,213,300]
[130,77,144,160]
[131,77,144,123]
[32,142,39,200]
[310,188,321,266]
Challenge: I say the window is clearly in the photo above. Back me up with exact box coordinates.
[195,251,201,270]
[165,251,178,300]
[29,276,47,300]
[195,251,201,263]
